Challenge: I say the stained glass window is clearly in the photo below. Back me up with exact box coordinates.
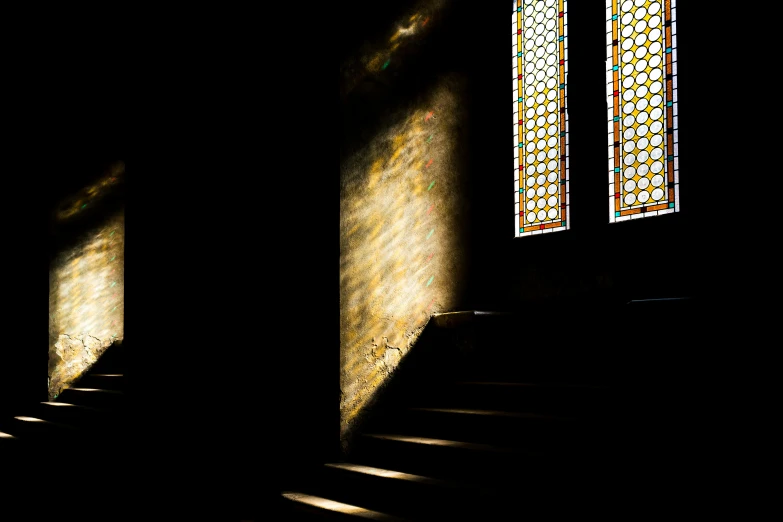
[606,0,679,222]
[513,0,569,237]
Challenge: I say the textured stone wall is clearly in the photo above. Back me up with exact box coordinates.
[48,166,124,399]
[340,77,469,441]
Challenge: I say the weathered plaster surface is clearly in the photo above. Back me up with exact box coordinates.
[49,334,114,398]
[340,78,468,440]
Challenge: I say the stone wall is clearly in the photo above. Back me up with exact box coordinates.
[48,166,124,399]
[340,77,469,442]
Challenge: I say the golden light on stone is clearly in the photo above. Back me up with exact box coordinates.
[49,173,125,400]
[324,463,437,484]
[342,0,446,99]
[339,79,468,442]
[282,493,396,519]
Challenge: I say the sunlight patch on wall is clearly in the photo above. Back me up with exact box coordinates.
[48,210,124,400]
[56,162,124,222]
[340,79,467,440]
[341,0,447,99]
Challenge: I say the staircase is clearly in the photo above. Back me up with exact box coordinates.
[0,340,128,517]
[280,303,633,520]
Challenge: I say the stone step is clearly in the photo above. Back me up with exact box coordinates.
[414,381,614,417]
[76,373,125,392]
[368,406,613,451]
[0,415,79,442]
[302,462,505,521]
[281,492,408,521]
[56,387,125,410]
[25,401,119,433]
[349,433,564,487]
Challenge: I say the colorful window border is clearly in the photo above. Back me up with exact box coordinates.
[606,0,679,222]
[513,0,569,237]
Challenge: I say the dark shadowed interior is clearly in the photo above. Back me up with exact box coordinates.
[0,2,769,520]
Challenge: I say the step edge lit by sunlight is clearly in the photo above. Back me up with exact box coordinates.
[364,433,513,452]
[69,388,122,393]
[325,463,444,484]
[282,492,403,521]
[410,407,573,420]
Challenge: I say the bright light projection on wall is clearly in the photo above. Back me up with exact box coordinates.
[341,0,446,100]
[367,11,432,73]
[49,166,125,400]
[49,211,124,399]
[340,80,467,442]
[606,0,679,222]
[56,162,124,222]
[513,0,569,238]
